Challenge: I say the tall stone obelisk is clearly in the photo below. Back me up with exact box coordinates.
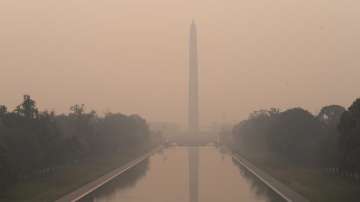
[188,20,199,202]
[188,20,199,133]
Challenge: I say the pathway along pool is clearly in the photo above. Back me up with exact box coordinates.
[79,146,285,202]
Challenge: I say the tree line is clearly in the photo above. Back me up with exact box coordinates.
[0,95,153,190]
[231,98,360,172]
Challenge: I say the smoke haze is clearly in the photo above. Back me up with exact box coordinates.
[1,0,359,127]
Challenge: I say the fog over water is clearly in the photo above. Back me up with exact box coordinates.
[1,1,360,127]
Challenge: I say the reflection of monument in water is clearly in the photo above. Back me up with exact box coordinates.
[188,20,199,202]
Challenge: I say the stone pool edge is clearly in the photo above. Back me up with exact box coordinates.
[231,152,309,202]
[55,146,162,202]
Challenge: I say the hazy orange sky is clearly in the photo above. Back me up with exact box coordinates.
[1,0,359,127]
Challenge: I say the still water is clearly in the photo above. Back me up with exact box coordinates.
[80,146,285,202]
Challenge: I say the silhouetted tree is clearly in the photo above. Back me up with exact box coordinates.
[0,132,12,190]
[233,108,280,154]
[267,108,326,164]
[233,106,342,166]
[315,105,345,165]
[338,99,360,172]
[14,95,38,119]
[0,105,7,117]
[0,95,153,191]
[318,105,345,128]
[70,104,86,118]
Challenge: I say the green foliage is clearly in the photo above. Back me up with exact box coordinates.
[0,95,151,191]
[233,105,344,167]
[317,105,346,128]
[338,99,360,172]
[14,95,38,119]
[0,105,7,117]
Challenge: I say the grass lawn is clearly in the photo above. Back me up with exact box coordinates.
[0,146,155,202]
[240,152,360,202]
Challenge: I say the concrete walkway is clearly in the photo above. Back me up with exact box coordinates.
[55,147,161,202]
[232,152,309,202]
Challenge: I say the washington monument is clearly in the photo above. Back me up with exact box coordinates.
[188,20,199,133]
[188,20,199,202]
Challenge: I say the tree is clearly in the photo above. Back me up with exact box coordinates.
[338,99,360,171]
[268,108,326,163]
[0,95,153,191]
[0,105,7,117]
[232,109,279,154]
[318,105,345,128]
[233,107,333,166]
[66,104,97,154]
[314,105,345,165]
[70,104,85,118]
[14,95,38,119]
[0,140,11,190]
